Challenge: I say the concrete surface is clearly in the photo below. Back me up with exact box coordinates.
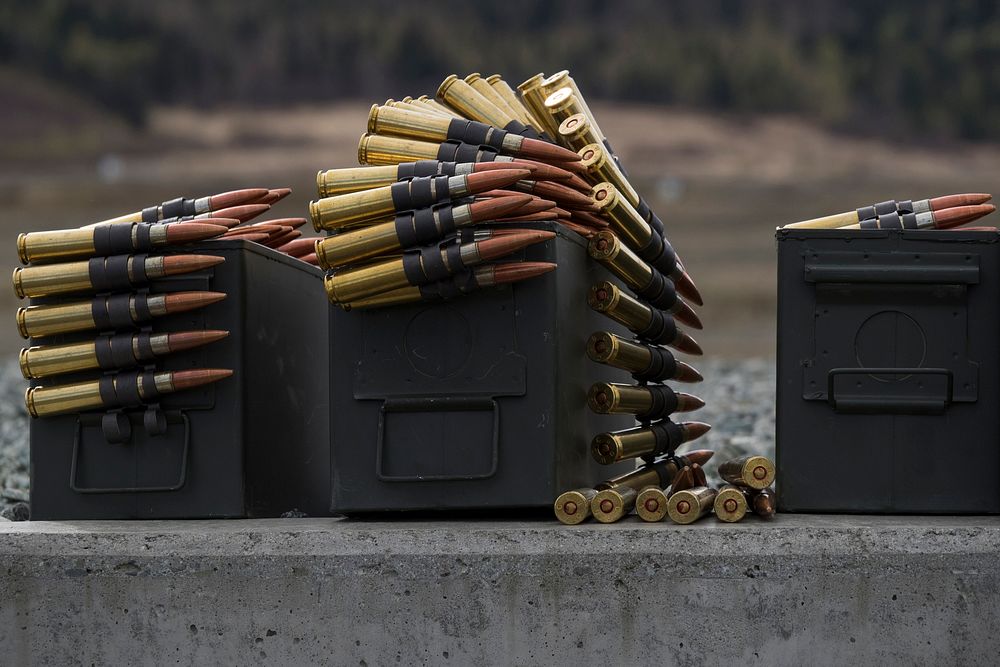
[1,515,998,665]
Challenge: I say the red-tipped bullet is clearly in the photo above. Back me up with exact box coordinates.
[161,255,225,276]
[478,194,555,215]
[508,159,575,181]
[161,222,228,245]
[526,180,597,210]
[469,194,533,222]
[675,392,706,412]
[202,204,271,223]
[675,270,704,307]
[674,360,703,383]
[253,188,293,206]
[681,421,712,443]
[516,136,583,163]
[276,238,318,257]
[207,189,270,210]
[161,291,227,315]
[164,330,229,354]
[929,193,993,210]
[168,368,233,392]
[247,217,308,231]
[475,230,556,262]
[930,204,996,229]
[178,217,241,229]
[673,298,703,330]
[464,168,533,194]
[472,160,539,175]
[478,261,557,286]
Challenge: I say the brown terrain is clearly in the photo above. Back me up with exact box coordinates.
[2,92,998,359]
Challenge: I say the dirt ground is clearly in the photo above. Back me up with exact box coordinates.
[2,102,998,359]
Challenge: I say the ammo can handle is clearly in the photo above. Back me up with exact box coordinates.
[375,397,499,482]
[803,253,980,284]
[69,412,190,494]
[827,367,953,415]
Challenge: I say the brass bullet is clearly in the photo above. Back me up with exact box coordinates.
[718,455,776,490]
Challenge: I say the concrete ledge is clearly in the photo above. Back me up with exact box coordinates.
[2,516,999,664]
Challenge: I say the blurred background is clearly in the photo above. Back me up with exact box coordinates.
[2,0,998,359]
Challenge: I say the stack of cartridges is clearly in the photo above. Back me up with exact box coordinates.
[780,193,994,230]
[12,187,296,428]
[310,72,644,310]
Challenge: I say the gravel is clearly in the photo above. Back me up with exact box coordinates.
[0,356,775,520]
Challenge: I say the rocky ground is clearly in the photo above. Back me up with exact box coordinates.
[1,357,775,521]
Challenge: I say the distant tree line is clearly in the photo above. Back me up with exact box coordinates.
[1,0,997,141]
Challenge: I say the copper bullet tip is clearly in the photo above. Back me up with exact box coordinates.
[508,159,575,181]
[673,330,704,356]
[165,330,229,353]
[675,361,704,383]
[277,237,319,257]
[162,291,227,314]
[930,193,993,210]
[531,180,597,209]
[682,449,715,466]
[691,463,708,487]
[161,254,226,276]
[469,194,533,222]
[494,212,560,222]
[256,187,292,205]
[517,137,583,163]
[248,217,308,231]
[163,222,228,245]
[673,298,703,330]
[299,252,319,265]
[472,161,538,175]
[236,232,271,244]
[208,188,270,210]
[933,204,996,229]
[170,368,234,392]
[671,466,693,493]
[183,217,240,229]
[675,392,706,412]
[489,261,557,284]
[465,168,533,194]
[681,422,712,442]
[477,231,556,262]
[211,203,271,223]
[674,270,703,307]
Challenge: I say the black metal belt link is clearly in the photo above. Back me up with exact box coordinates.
[390,175,451,211]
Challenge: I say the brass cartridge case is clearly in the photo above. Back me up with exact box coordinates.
[554,488,598,525]
[324,258,409,304]
[359,133,441,165]
[588,382,653,415]
[19,342,98,379]
[587,231,653,291]
[667,486,717,524]
[635,486,669,522]
[24,379,106,417]
[719,455,775,490]
[587,281,652,333]
[558,113,602,152]
[714,485,750,523]
[587,331,651,374]
[540,70,605,140]
[437,75,513,129]
[591,486,638,523]
[315,223,403,269]
[517,73,560,136]
[17,301,94,339]
[597,465,663,494]
[309,185,399,232]
[590,419,691,465]
[591,182,651,249]
[368,103,452,142]
[405,98,451,117]
[485,74,536,127]
[316,204,473,269]
[542,87,579,129]
[18,229,96,265]
[13,262,94,299]
[580,143,640,206]
[317,165,402,198]
[420,96,464,118]
[465,73,522,125]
